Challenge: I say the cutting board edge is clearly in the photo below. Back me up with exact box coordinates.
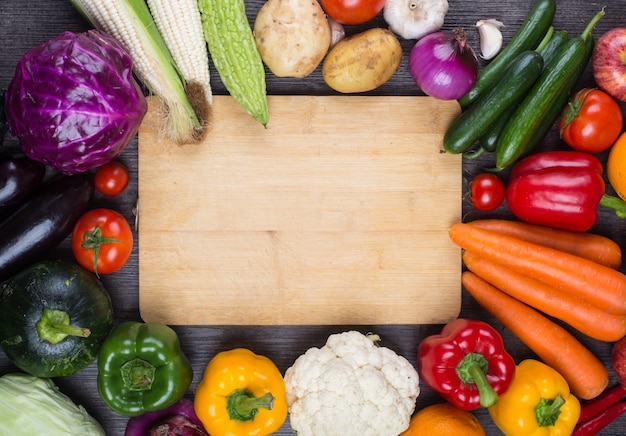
[137,297,463,326]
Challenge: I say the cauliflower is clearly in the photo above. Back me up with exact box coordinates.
[284,331,420,436]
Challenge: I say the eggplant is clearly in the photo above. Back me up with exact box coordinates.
[0,156,46,210]
[0,173,94,283]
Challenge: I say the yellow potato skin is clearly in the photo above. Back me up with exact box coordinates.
[322,28,402,93]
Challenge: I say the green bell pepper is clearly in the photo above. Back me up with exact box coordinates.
[97,321,193,416]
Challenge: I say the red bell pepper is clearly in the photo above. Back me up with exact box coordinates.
[417,318,516,410]
[506,151,626,232]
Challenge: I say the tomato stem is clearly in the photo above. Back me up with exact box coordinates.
[81,225,122,276]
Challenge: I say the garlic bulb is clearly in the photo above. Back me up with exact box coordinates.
[476,19,504,60]
[383,0,449,40]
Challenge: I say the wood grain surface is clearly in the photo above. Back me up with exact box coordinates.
[2,0,626,435]
[138,96,462,325]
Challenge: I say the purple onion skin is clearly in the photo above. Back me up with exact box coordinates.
[125,398,209,436]
[409,29,478,101]
[5,30,147,175]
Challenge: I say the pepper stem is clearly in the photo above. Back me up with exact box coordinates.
[535,394,566,427]
[456,352,499,408]
[599,194,626,219]
[36,308,91,345]
[120,358,156,391]
[226,389,275,422]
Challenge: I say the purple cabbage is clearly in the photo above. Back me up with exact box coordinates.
[5,30,147,175]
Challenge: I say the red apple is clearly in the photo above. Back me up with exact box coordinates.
[592,27,626,102]
[614,336,626,388]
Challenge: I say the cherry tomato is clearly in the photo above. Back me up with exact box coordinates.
[94,161,130,196]
[558,88,623,153]
[320,0,385,25]
[469,173,505,212]
[71,208,134,275]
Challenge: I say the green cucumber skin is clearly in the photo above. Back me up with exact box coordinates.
[538,30,569,70]
[458,0,556,108]
[479,105,517,153]
[444,51,544,154]
[478,29,569,153]
[495,36,594,169]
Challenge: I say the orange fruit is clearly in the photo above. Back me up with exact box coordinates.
[401,403,485,436]
[607,132,626,201]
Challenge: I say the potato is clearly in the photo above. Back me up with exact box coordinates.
[322,28,403,93]
[254,0,331,78]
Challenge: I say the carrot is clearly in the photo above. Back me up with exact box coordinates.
[449,223,626,315]
[462,271,609,400]
[462,251,626,342]
[468,219,622,269]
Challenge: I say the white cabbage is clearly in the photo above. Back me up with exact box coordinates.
[0,373,105,436]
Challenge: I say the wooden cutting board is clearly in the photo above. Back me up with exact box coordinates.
[137,95,462,325]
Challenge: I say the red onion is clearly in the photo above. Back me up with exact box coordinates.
[124,398,208,436]
[409,28,478,100]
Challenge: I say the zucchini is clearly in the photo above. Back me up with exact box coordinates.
[198,0,269,126]
[495,10,604,169]
[458,0,556,108]
[444,50,544,154]
[0,260,113,377]
[0,173,94,283]
[476,29,569,155]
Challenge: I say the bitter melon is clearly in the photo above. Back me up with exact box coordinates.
[198,0,269,126]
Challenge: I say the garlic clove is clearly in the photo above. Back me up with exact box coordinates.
[327,17,345,49]
[476,19,504,60]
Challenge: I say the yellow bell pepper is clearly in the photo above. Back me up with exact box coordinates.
[488,359,581,435]
[194,348,288,436]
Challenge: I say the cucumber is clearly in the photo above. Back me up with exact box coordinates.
[478,105,517,153]
[495,11,604,169]
[538,29,569,70]
[444,50,544,154]
[476,29,569,154]
[458,0,556,108]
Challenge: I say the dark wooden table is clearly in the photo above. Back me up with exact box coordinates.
[2,1,626,434]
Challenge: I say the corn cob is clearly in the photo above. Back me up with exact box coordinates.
[146,0,212,105]
[70,0,206,144]
[198,0,269,126]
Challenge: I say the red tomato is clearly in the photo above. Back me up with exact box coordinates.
[469,173,505,212]
[71,208,134,275]
[320,0,385,25]
[94,161,130,196]
[558,88,624,153]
